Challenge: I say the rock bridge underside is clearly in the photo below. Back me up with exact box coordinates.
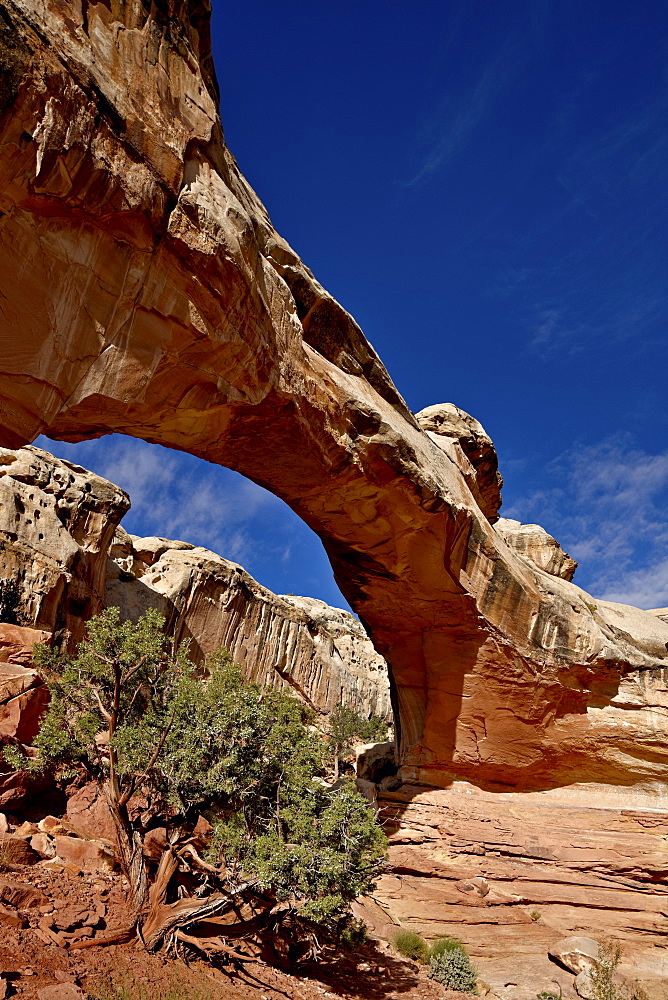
[1,0,668,805]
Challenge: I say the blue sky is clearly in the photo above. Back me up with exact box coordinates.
[40,0,668,610]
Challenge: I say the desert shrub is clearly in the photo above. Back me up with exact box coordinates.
[588,941,648,1000]
[393,928,430,964]
[428,943,478,993]
[429,935,465,960]
[11,607,387,954]
[339,916,368,949]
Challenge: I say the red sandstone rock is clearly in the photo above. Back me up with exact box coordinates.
[0,877,48,908]
[0,903,26,928]
[53,835,115,873]
[0,834,39,865]
[0,624,50,742]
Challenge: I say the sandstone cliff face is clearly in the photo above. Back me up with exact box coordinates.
[0,446,129,643]
[0,623,49,743]
[107,528,391,718]
[361,781,668,1000]
[0,0,667,794]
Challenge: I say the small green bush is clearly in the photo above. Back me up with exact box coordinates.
[393,928,430,964]
[340,916,368,948]
[429,936,465,960]
[428,944,478,993]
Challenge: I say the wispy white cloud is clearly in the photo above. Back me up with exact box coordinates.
[503,435,668,609]
[405,22,538,186]
[495,80,668,356]
[35,435,288,570]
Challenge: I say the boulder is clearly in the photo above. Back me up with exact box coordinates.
[355,742,397,783]
[0,834,40,865]
[53,835,115,873]
[0,877,48,908]
[548,936,600,973]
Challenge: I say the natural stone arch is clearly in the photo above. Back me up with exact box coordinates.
[1,0,667,793]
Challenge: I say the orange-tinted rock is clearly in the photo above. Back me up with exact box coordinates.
[0,624,50,742]
[415,403,503,523]
[0,878,48,908]
[0,904,26,928]
[65,783,117,844]
[53,835,116,872]
[0,0,667,797]
[495,518,577,581]
[0,834,40,865]
[372,783,668,996]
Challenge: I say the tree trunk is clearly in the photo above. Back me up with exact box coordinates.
[104,783,148,922]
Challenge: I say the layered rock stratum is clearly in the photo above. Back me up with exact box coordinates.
[0,0,667,801]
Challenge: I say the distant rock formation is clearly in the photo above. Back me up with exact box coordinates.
[0,0,667,795]
[0,446,129,644]
[0,446,390,720]
[107,528,390,718]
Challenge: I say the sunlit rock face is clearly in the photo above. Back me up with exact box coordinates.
[0,446,129,644]
[495,518,578,581]
[1,0,668,796]
[107,528,391,719]
[415,403,503,524]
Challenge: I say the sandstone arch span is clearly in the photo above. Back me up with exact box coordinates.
[1,0,667,795]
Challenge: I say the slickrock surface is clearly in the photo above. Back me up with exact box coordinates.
[366,782,668,1000]
[1,0,667,793]
[107,528,391,717]
[495,518,577,581]
[0,446,129,644]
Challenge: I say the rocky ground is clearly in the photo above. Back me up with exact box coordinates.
[362,782,668,1000]
[0,844,464,1000]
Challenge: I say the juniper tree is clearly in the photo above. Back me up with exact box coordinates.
[10,607,386,958]
[327,703,390,779]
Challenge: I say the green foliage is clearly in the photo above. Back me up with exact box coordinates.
[17,608,387,926]
[428,942,478,993]
[429,936,465,960]
[327,703,391,776]
[536,993,561,1000]
[0,578,30,626]
[588,941,644,1000]
[339,915,368,949]
[393,929,430,964]
[530,909,542,921]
